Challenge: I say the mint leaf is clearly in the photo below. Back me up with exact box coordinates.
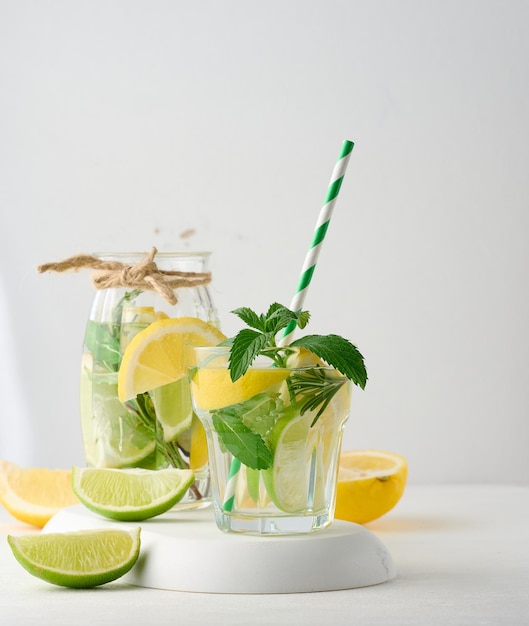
[212,413,273,469]
[295,310,311,329]
[229,329,271,381]
[264,303,310,334]
[290,334,368,389]
[231,307,265,332]
[84,321,121,369]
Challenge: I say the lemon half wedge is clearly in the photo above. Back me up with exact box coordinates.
[334,450,408,524]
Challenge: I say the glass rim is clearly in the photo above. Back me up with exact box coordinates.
[188,345,347,375]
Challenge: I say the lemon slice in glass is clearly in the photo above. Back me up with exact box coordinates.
[190,368,290,411]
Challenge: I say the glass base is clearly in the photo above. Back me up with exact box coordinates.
[214,506,332,535]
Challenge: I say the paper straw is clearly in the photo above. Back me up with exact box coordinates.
[222,458,241,512]
[222,139,354,512]
[279,139,354,346]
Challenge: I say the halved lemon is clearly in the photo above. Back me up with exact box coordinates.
[334,450,408,524]
[117,317,226,402]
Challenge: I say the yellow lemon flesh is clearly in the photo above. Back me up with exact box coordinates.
[189,415,209,470]
[0,461,79,528]
[334,450,408,524]
[117,317,226,402]
[190,368,290,411]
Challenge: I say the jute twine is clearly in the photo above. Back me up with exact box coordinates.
[37,247,211,305]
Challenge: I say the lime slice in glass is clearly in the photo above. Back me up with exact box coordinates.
[262,411,318,513]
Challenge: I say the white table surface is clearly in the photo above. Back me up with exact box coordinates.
[1,485,528,626]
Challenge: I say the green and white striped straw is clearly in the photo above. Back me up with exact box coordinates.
[279,139,354,346]
[222,139,354,513]
[222,458,241,512]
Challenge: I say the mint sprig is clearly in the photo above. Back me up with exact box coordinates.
[210,303,368,470]
[228,303,367,389]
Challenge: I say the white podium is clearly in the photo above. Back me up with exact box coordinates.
[44,505,395,594]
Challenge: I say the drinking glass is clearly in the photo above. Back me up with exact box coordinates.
[80,252,218,509]
[187,346,351,534]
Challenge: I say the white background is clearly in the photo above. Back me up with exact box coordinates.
[1,0,528,484]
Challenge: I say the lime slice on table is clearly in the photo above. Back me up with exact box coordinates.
[8,528,141,588]
[72,466,195,521]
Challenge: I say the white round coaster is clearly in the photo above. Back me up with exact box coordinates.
[44,505,395,594]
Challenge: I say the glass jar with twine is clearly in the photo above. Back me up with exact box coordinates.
[38,247,220,509]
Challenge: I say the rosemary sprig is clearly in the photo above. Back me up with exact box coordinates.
[288,367,347,426]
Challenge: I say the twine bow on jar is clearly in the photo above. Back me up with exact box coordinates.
[37,247,211,305]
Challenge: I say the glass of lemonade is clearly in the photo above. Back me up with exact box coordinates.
[80,252,219,509]
[187,346,352,534]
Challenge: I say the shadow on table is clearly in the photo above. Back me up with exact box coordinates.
[364,515,468,534]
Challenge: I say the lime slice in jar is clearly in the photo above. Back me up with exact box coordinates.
[149,377,193,443]
[87,370,157,468]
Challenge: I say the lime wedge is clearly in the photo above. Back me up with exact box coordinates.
[262,411,318,513]
[8,528,141,588]
[72,467,195,521]
[263,382,351,513]
[83,370,157,468]
[150,377,193,442]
